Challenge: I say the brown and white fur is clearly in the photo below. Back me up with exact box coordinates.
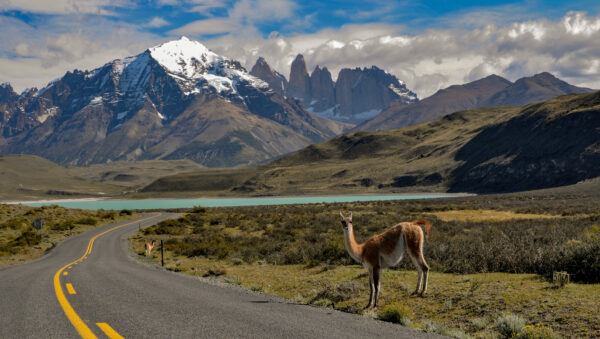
[339,211,431,308]
[145,240,155,256]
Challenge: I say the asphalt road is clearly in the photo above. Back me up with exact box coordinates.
[0,213,443,338]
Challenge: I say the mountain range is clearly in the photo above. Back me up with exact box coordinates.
[0,37,348,167]
[357,72,594,131]
[250,55,418,124]
[0,36,596,171]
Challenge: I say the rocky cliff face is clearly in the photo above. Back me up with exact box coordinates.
[0,83,17,104]
[287,54,311,103]
[249,57,287,94]
[0,37,349,167]
[334,66,417,122]
[251,55,418,124]
[309,66,336,113]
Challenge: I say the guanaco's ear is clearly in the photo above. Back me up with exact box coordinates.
[349,212,352,221]
[339,211,345,219]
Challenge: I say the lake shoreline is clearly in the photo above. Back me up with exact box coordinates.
[6,193,472,210]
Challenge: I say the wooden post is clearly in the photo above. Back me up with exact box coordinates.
[161,240,164,267]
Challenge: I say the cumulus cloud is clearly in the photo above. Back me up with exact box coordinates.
[0,14,160,92]
[200,11,600,97]
[1,6,600,99]
[145,16,169,28]
[170,0,296,35]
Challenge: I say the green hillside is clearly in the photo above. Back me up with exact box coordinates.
[142,91,600,196]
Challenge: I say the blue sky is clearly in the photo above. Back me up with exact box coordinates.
[1,0,600,97]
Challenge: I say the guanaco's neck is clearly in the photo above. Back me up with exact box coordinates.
[343,227,363,263]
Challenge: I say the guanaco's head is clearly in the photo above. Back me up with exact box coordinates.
[339,211,353,232]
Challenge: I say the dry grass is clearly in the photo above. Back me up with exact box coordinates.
[426,209,560,222]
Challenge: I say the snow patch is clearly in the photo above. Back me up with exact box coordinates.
[389,84,418,101]
[37,106,58,123]
[90,96,103,105]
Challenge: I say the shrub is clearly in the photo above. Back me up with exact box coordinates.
[190,206,206,214]
[553,237,600,283]
[9,228,42,247]
[119,209,133,216]
[470,317,489,331]
[496,313,526,338]
[203,266,226,277]
[50,220,75,231]
[520,324,559,339]
[75,217,97,225]
[313,280,361,303]
[250,285,263,292]
[377,302,413,326]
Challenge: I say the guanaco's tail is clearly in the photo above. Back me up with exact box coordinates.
[413,219,431,239]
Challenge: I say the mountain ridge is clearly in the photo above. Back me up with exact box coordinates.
[0,37,350,167]
[250,55,418,124]
[357,72,595,131]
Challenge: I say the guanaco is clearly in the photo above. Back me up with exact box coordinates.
[145,240,155,256]
[339,211,431,308]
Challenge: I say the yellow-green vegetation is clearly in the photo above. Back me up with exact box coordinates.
[0,155,209,201]
[0,154,122,201]
[0,204,137,266]
[68,159,207,192]
[131,193,600,337]
[427,210,559,222]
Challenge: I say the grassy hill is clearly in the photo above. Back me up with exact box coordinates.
[0,155,121,201]
[0,155,208,201]
[69,159,207,192]
[142,91,600,196]
[141,105,521,195]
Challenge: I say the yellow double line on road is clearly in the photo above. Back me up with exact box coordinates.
[53,214,162,339]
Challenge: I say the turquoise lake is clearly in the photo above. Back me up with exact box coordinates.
[25,194,464,210]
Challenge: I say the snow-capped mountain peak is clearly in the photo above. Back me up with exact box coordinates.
[146,36,268,97]
[149,36,222,79]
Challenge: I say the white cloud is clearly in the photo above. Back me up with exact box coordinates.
[0,0,133,15]
[170,0,295,35]
[202,11,600,97]
[1,7,600,99]
[145,16,169,28]
[0,14,160,92]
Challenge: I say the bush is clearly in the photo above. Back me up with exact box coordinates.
[9,228,41,247]
[203,266,226,277]
[552,238,600,283]
[50,221,75,231]
[520,324,559,339]
[75,217,97,225]
[496,313,526,338]
[119,209,133,216]
[313,280,361,303]
[377,302,413,326]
